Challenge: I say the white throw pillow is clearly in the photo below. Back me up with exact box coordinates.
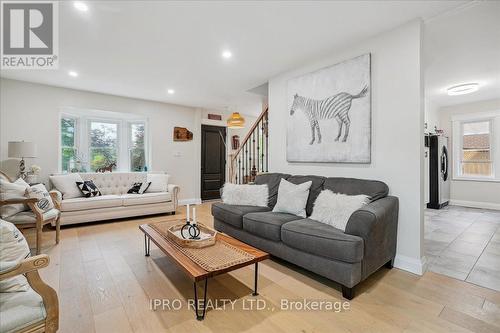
[49,173,84,199]
[0,220,31,292]
[146,174,170,193]
[272,179,312,218]
[25,184,55,213]
[0,178,30,218]
[222,183,269,207]
[310,190,370,231]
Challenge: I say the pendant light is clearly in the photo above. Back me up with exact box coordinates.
[227,112,245,129]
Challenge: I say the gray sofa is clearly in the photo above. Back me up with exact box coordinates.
[212,173,399,299]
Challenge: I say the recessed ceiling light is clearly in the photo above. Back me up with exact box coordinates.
[222,50,232,59]
[167,89,175,94]
[68,71,78,77]
[447,83,479,96]
[74,1,88,12]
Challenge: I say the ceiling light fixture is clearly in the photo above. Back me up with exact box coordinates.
[227,112,245,129]
[68,71,79,77]
[222,50,232,59]
[167,89,175,94]
[74,1,88,12]
[447,83,479,96]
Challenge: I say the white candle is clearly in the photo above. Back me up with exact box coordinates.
[186,204,190,222]
[193,207,197,225]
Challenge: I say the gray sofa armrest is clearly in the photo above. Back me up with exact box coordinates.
[168,184,180,210]
[344,196,399,280]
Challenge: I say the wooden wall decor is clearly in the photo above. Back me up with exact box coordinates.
[174,127,193,141]
[207,114,222,121]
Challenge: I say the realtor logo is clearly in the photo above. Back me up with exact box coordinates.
[1,1,58,69]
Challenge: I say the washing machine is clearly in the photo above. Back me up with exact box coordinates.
[427,135,450,209]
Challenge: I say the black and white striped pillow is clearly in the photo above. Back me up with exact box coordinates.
[127,182,151,194]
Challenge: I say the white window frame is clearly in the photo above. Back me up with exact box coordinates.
[452,110,500,182]
[59,108,149,173]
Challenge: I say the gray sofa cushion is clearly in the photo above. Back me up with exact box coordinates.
[323,177,388,201]
[211,203,270,229]
[281,219,364,263]
[254,173,290,208]
[287,175,325,216]
[243,212,302,241]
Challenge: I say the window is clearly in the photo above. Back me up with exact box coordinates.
[129,122,146,171]
[60,117,78,172]
[460,121,491,177]
[59,109,148,172]
[89,120,119,171]
[452,111,500,182]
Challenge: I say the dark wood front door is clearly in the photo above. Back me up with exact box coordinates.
[201,125,226,200]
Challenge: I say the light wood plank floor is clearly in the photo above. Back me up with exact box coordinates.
[26,203,500,333]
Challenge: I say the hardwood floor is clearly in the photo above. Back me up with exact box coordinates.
[26,203,500,333]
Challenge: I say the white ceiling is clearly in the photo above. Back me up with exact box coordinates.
[424,1,500,108]
[1,1,468,116]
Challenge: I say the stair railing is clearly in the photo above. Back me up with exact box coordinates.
[229,108,269,184]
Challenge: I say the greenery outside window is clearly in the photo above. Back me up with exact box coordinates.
[89,120,119,171]
[60,117,78,173]
[129,122,147,171]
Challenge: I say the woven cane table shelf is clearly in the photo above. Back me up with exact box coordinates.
[139,219,269,321]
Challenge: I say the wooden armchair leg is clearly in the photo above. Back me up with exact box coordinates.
[36,223,42,255]
[55,216,61,244]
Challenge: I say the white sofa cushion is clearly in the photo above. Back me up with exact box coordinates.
[310,190,370,231]
[7,209,60,224]
[0,178,30,218]
[0,288,46,333]
[61,195,122,212]
[222,183,269,207]
[49,174,83,199]
[121,192,171,206]
[272,178,312,218]
[146,174,169,193]
[0,220,31,293]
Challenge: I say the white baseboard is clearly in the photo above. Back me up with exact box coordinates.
[394,254,428,276]
[178,198,202,205]
[449,199,500,211]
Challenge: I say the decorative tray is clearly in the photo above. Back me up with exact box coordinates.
[166,223,217,248]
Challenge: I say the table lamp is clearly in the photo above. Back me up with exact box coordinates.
[8,141,37,179]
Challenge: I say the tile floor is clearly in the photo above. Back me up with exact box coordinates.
[425,205,500,291]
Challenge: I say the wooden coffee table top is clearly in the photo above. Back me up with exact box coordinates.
[140,221,270,281]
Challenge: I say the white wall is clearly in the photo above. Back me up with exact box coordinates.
[0,78,200,201]
[439,98,500,209]
[268,21,426,274]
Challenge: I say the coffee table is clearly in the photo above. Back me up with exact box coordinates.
[139,221,270,320]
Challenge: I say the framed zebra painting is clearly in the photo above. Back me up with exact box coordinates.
[287,53,371,163]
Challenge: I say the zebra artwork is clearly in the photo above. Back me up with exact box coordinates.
[286,53,371,163]
[290,86,368,144]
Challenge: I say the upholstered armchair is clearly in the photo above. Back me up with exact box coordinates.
[0,172,61,255]
[0,254,59,333]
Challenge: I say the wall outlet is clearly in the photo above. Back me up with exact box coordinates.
[174,151,182,157]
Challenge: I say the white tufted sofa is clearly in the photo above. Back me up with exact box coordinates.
[50,172,179,225]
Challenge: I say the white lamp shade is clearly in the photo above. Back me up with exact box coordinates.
[8,141,37,158]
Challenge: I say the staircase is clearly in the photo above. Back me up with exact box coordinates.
[229,108,269,184]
